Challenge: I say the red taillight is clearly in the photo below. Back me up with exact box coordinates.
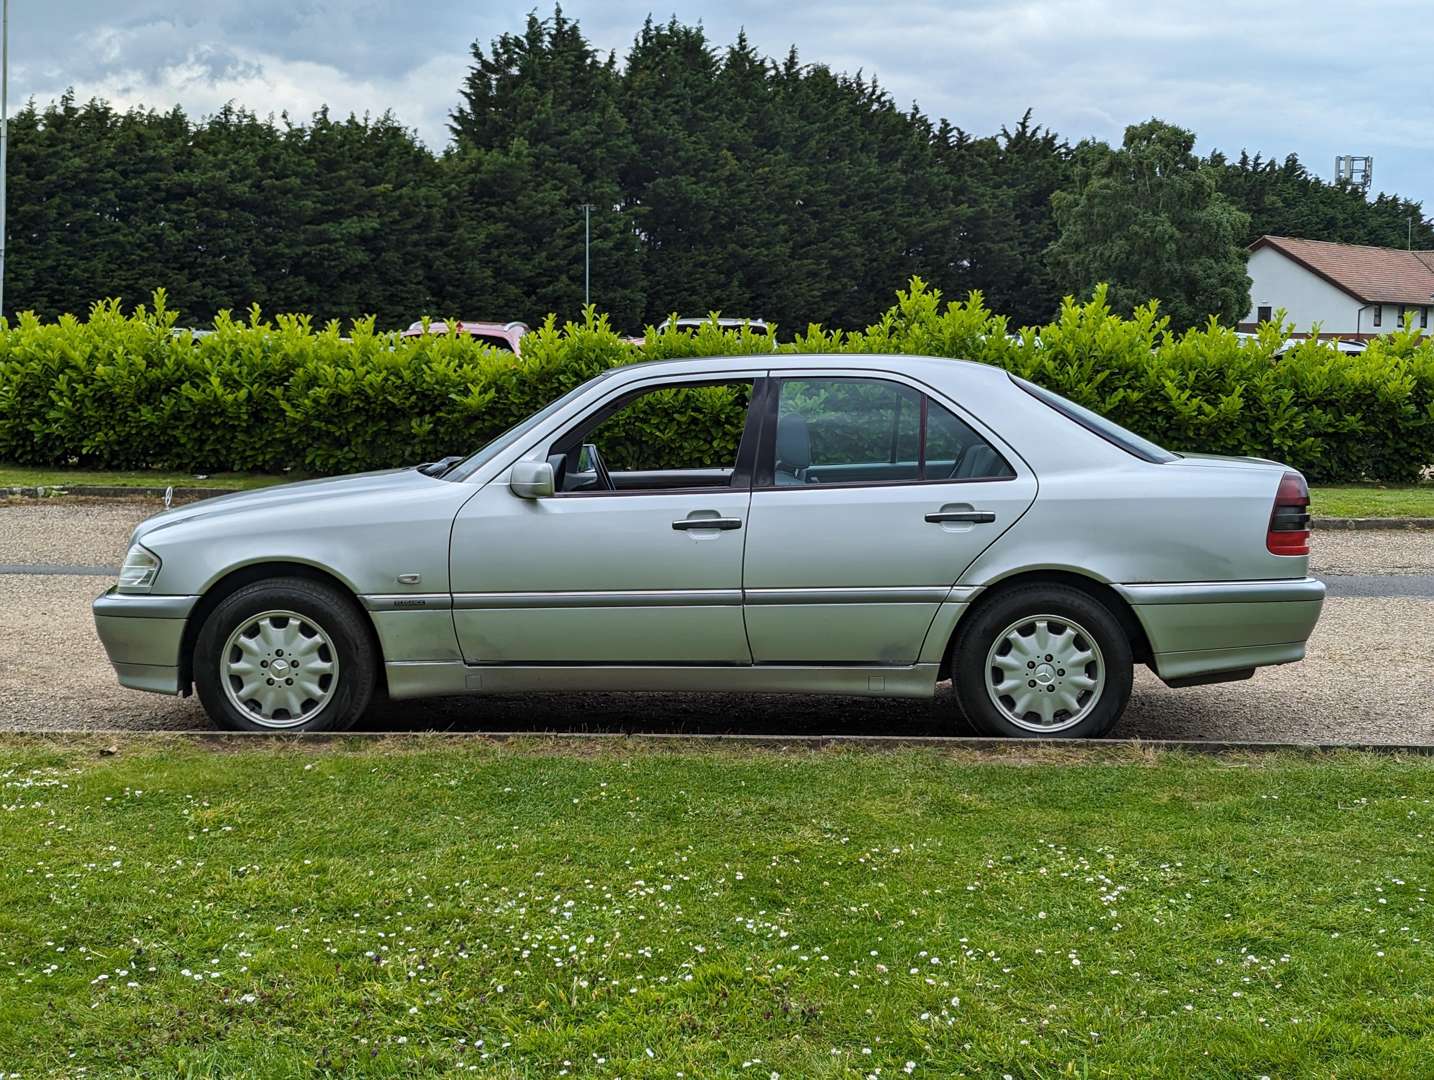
[1267,471,1311,556]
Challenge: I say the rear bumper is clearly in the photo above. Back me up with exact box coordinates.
[1112,578,1325,683]
[92,589,200,696]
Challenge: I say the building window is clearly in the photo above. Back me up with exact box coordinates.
[1398,304,1408,326]
[1256,305,1272,323]
[1372,304,1382,328]
[1423,307,1429,330]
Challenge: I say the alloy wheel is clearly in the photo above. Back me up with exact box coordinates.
[984,614,1105,733]
[220,609,339,728]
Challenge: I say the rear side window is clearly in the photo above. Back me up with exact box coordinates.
[767,377,1014,485]
[1012,375,1178,464]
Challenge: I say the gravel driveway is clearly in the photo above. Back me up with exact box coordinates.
[2,497,1430,742]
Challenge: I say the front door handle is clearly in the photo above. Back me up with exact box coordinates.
[925,511,995,524]
[673,517,743,531]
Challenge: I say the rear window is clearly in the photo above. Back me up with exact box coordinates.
[1012,375,1179,464]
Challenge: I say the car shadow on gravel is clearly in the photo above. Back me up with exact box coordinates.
[357,686,969,738]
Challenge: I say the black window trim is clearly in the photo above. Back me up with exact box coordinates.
[545,374,768,498]
[752,374,1016,491]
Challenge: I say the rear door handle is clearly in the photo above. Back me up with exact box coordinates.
[925,511,995,524]
[672,517,743,531]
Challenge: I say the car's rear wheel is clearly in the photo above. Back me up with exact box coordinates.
[194,578,376,732]
[951,584,1132,739]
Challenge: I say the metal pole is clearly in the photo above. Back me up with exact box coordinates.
[1,0,9,322]
[580,203,593,307]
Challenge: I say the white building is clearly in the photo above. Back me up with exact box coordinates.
[1241,235,1434,339]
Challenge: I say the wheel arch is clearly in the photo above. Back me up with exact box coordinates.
[178,561,386,697]
[938,568,1153,678]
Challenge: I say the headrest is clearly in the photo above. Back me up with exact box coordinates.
[775,412,812,471]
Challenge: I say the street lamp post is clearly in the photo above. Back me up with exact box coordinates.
[579,202,594,308]
[1,0,9,322]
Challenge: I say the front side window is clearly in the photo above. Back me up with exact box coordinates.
[767,377,1012,486]
[552,379,754,493]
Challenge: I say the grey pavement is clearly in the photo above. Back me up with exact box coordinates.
[0,497,1429,741]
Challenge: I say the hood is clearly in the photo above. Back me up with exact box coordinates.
[132,468,448,544]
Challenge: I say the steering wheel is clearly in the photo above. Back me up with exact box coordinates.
[583,442,614,491]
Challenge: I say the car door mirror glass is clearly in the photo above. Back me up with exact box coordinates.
[509,461,555,499]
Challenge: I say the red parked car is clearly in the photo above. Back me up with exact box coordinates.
[402,320,529,354]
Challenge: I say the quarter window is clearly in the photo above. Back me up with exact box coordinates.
[769,377,1013,486]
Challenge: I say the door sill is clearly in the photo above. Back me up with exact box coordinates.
[384,661,941,700]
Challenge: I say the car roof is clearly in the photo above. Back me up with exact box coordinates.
[401,320,528,337]
[671,316,768,328]
[606,351,1007,385]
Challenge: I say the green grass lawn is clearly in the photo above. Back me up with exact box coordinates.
[1,739,1430,1078]
[1310,484,1434,519]
[0,465,293,491]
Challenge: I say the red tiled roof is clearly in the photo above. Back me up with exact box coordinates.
[1251,235,1434,305]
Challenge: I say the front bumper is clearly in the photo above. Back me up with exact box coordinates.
[1112,577,1326,683]
[93,588,201,695]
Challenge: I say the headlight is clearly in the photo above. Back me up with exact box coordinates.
[117,543,161,593]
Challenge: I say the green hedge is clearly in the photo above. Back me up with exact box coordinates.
[2,283,1432,482]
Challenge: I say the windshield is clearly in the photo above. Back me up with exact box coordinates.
[1012,375,1179,464]
[442,371,616,481]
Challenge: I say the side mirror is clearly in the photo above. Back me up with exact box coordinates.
[509,460,555,499]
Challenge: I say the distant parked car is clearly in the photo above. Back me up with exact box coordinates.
[94,352,1323,738]
[671,316,770,334]
[1233,332,1366,356]
[623,316,772,346]
[402,320,529,354]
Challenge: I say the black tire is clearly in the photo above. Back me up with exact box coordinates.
[950,584,1132,739]
[194,577,377,732]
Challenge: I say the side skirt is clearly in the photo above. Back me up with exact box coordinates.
[384,661,942,701]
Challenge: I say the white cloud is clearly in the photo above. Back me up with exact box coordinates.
[21,41,469,146]
[6,0,1434,205]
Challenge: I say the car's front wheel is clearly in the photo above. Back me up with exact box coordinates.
[951,584,1132,739]
[194,577,376,732]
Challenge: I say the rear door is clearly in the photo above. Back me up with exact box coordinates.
[741,371,1037,664]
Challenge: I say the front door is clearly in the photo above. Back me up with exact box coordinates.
[741,372,1037,664]
[449,374,761,664]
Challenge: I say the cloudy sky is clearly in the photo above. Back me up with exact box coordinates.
[13,1,1434,209]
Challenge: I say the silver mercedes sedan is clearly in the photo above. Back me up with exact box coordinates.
[93,354,1325,738]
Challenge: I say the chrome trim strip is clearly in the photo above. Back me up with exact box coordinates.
[451,589,743,610]
[1113,578,1327,606]
[743,586,951,605]
[92,591,200,619]
[361,593,453,612]
[447,587,965,610]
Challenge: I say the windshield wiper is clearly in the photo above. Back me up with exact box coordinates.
[417,455,465,478]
